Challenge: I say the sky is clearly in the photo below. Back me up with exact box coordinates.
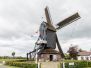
[0,0,91,57]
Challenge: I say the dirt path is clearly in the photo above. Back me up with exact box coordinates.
[41,62,59,68]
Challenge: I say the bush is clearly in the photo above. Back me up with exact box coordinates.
[5,60,37,68]
[88,61,91,67]
[63,60,91,68]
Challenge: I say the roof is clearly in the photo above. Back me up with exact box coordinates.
[46,23,56,31]
[41,48,60,54]
[78,51,91,56]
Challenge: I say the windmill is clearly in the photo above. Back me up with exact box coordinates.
[27,6,81,61]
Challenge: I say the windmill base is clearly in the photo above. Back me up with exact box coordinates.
[38,49,62,62]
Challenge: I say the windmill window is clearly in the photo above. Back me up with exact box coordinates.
[81,57,84,60]
[90,57,91,60]
[86,57,89,60]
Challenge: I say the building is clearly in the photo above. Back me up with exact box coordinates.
[77,51,91,60]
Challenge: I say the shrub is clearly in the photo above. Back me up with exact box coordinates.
[5,60,37,68]
[87,61,91,67]
[63,60,91,68]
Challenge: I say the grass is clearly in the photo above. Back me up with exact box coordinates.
[8,66,21,68]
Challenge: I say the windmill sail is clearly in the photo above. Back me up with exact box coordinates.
[56,12,81,29]
[45,6,56,31]
[45,6,52,24]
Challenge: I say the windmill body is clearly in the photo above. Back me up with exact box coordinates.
[46,29,56,49]
[27,6,81,61]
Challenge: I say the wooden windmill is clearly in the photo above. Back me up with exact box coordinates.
[27,6,81,61]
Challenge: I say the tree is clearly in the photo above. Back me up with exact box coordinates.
[12,52,15,58]
[67,45,78,60]
[79,48,84,52]
[64,53,70,59]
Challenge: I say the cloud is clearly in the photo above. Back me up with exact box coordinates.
[0,37,36,56]
[60,38,91,53]
[56,0,91,41]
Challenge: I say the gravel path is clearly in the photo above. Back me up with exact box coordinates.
[0,64,8,68]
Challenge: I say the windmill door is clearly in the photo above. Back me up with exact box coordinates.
[50,55,53,61]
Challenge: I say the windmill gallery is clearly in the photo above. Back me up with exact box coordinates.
[27,6,81,62]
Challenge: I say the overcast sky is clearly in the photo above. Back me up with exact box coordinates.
[0,0,91,57]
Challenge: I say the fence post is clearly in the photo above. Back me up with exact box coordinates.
[38,62,41,68]
[62,62,65,68]
[27,53,29,60]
